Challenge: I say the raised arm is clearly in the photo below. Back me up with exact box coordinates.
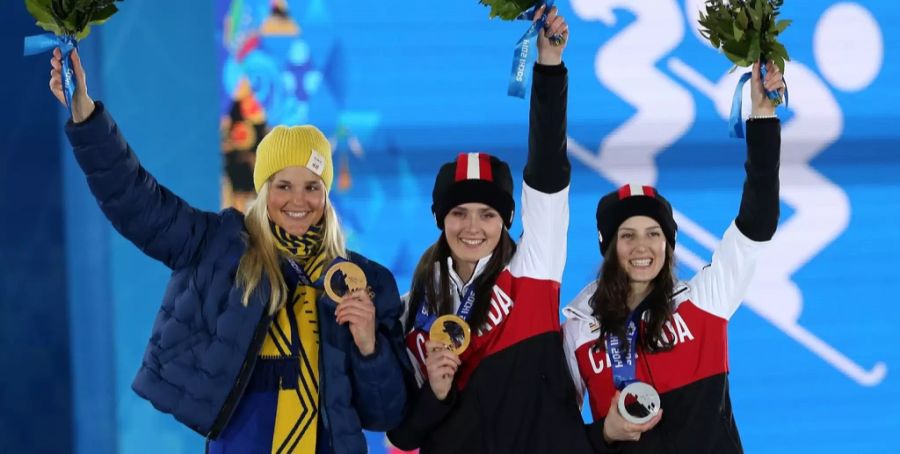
[512,7,571,283]
[689,60,784,319]
[735,60,783,242]
[52,48,220,270]
[523,5,570,194]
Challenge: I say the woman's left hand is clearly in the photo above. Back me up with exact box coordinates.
[336,288,377,356]
[750,60,786,117]
[536,5,569,66]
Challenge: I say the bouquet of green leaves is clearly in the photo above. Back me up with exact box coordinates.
[23,0,123,112]
[26,0,123,40]
[479,0,538,20]
[698,0,791,74]
[699,0,789,137]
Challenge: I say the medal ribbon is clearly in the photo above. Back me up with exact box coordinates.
[507,0,559,98]
[285,256,353,292]
[728,63,789,138]
[605,304,647,390]
[414,284,476,332]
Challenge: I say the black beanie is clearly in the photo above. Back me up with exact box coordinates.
[596,184,677,255]
[432,153,515,229]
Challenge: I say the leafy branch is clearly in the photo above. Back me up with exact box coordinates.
[698,0,791,72]
[25,0,123,40]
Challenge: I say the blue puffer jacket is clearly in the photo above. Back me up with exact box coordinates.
[66,103,409,452]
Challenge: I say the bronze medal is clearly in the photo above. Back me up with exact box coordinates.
[323,261,368,303]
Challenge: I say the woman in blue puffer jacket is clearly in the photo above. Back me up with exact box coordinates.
[50,47,408,453]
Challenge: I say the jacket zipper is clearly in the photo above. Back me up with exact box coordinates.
[206,306,272,439]
[317,297,334,452]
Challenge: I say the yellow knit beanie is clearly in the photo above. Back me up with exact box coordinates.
[253,125,333,193]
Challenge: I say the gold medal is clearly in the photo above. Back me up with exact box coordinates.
[323,261,367,303]
[429,314,472,355]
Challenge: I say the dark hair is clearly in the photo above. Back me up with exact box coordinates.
[406,230,517,332]
[590,235,677,356]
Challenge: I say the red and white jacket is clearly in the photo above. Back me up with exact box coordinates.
[387,63,594,454]
[404,181,569,389]
[563,222,767,453]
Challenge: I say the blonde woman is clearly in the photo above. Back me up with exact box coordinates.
[50,48,408,453]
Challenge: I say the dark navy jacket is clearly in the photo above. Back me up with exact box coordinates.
[66,102,409,452]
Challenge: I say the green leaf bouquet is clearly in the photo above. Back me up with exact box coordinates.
[479,0,539,20]
[26,0,123,40]
[699,0,791,73]
[23,0,124,113]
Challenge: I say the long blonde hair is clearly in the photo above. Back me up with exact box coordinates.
[236,181,347,314]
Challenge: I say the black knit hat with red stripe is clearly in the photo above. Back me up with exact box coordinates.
[432,153,515,229]
[596,184,678,255]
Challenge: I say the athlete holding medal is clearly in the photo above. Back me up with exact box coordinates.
[387,6,593,453]
[562,59,784,453]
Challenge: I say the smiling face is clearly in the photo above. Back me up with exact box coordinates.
[615,215,667,285]
[443,203,504,274]
[266,166,326,236]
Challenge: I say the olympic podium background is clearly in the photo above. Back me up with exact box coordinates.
[1,1,898,453]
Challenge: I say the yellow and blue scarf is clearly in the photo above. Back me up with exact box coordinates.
[261,222,327,453]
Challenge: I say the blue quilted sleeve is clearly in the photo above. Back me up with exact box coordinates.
[65,102,223,269]
[347,254,411,431]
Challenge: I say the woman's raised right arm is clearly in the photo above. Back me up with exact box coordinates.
[53,48,221,269]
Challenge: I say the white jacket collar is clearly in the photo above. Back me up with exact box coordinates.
[562,281,598,323]
[444,253,492,298]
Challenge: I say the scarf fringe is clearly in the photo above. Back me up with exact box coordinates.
[248,357,302,391]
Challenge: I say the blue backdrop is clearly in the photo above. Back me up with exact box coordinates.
[0,6,72,454]
[2,0,898,453]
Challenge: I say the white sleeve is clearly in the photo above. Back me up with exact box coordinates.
[399,291,412,332]
[509,183,569,281]
[687,221,768,320]
[562,319,587,408]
